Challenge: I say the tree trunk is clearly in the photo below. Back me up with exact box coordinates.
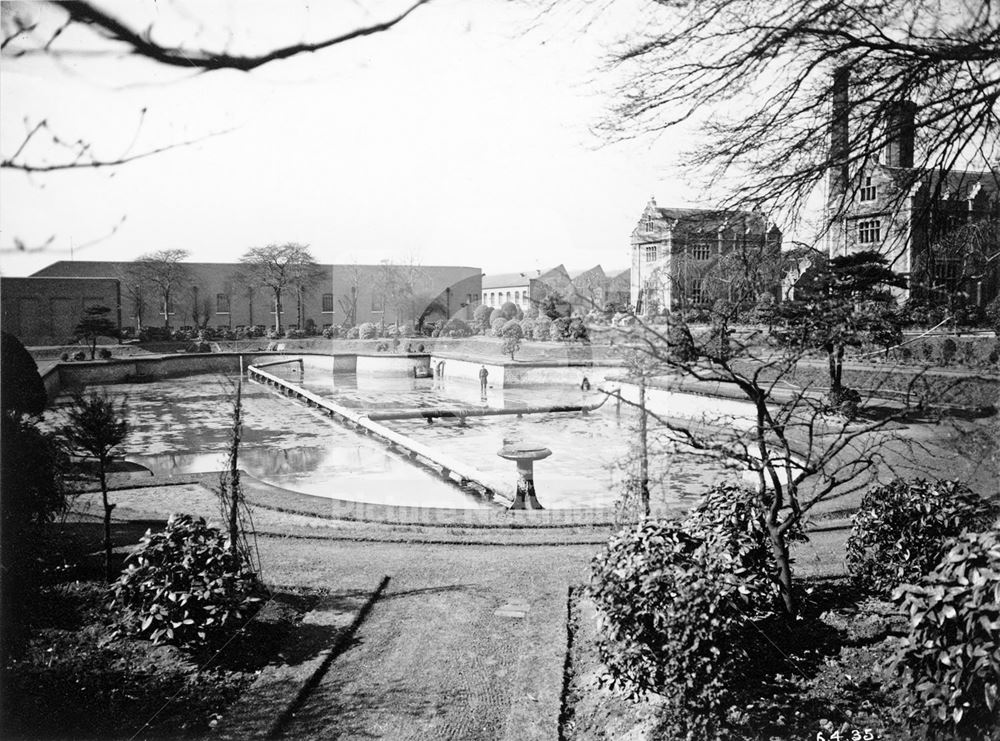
[227,381,242,552]
[90,338,97,360]
[767,521,796,615]
[273,290,282,332]
[639,376,650,516]
[100,464,115,583]
[827,345,839,393]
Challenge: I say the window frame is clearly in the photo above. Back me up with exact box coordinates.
[859,176,877,202]
[216,293,230,314]
[857,219,882,244]
[322,293,334,313]
[644,244,657,262]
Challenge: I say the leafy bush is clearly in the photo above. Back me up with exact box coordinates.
[60,352,70,362]
[358,322,378,340]
[499,301,521,320]
[589,519,770,737]
[72,351,86,361]
[894,530,1000,738]
[523,305,539,320]
[111,514,262,647]
[490,317,506,337]
[322,325,339,339]
[442,318,472,337]
[683,483,803,612]
[987,295,1000,335]
[519,317,534,340]
[97,348,112,359]
[283,328,306,340]
[472,304,493,334]
[345,326,360,339]
[534,316,552,340]
[847,479,999,596]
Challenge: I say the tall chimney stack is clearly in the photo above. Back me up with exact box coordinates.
[884,100,916,168]
[828,67,850,206]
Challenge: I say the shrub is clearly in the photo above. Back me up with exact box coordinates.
[322,325,338,339]
[589,519,770,737]
[97,348,112,359]
[683,483,804,611]
[847,479,999,596]
[358,322,378,340]
[472,304,493,334]
[111,514,262,647]
[986,295,1000,335]
[490,317,506,337]
[60,352,70,362]
[489,308,505,326]
[894,531,1000,738]
[523,305,539,320]
[345,326,360,339]
[283,328,306,340]
[499,301,521,321]
[534,316,552,340]
[375,341,389,352]
[666,322,697,363]
[442,318,472,338]
[940,337,958,365]
[519,317,534,340]
[73,351,86,361]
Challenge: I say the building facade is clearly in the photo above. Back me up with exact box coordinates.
[4,261,481,345]
[630,199,782,313]
[826,84,1000,307]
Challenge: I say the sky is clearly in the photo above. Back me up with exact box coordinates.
[0,0,712,278]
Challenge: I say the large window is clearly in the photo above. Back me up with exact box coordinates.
[514,290,520,304]
[691,240,712,260]
[932,259,960,292]
[858,219,881,244]
[216,294,230,314]
[644,244,657,262]
[860,175,877,202]
[689,279,705,304]
[322,293,334,312]
[371,293,384,312]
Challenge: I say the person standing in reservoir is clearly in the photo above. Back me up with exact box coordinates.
[479,365,488,398]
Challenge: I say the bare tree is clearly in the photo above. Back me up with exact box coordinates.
[610,304,945,616]
[117,264,148,333]
[336,263,365,328]
[132,249,191,330]
[1,0,433,173]
[597,0,999,223]
[238,243,318,332]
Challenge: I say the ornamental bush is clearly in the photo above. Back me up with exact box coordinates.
[683,483,804,612]
[490,317,507,337]
[534,316,552,340]
[519,318,534,340]
[894,530,1000,739]
[847,479,998,597]
[589,519,770,738]
[358,322,378,340]
[111,514,262,647]
[499,301,521,320]
[523,305,539,320]
[472,304,493,334]
[442,318,472,338]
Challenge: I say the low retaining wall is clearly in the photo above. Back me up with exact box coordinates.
[356,353,430,376]
[430,355,624,387]
[606,379,759,429]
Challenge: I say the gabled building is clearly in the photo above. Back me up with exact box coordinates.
[630,199,782,313]
[825,80,1000,307]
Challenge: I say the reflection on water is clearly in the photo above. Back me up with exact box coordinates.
[52,368,736,510]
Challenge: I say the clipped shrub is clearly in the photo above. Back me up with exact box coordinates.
[523,305,539,320]
[375,341,389,352]
[60,352,70,362]
[519,317,534,340]
[111,514,261,647]
[472,304,493,334]
[283,328,306,340]
[589,519,770,737]
[97,348,112,359]
[490,317,506,337]
[534,316,552,340]
[489,308,504,326]
[499,301,521,321]
[666,322,697,363]
[442,318,472,338]
[72,351,86,361]
[894,530,1000,738]
[358,322,378,340]
[345,326,360,339]
[847,478,999,596]
[322,325,339,339]
[501,319,522,337]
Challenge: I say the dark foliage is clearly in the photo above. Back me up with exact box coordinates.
[0,331,46,415]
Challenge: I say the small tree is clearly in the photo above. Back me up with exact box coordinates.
[132,249,191,330]
[73,305,118,360]
[500,321,522,360]
[473,304,493,334]
[59,392,129,582]
[776,250,906,405]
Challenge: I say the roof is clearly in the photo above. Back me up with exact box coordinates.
[482,271,532,289]
[880,165,999,203]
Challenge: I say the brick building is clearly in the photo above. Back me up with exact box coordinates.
[4,260,482,346]
[630,199,782,313]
